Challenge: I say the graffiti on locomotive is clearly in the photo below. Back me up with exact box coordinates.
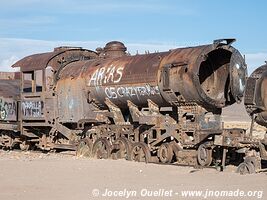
[0,98,17,120]
[105,85,160,99]
[88,65,160,99]
[88,65,124,86]
[21,100,43,118]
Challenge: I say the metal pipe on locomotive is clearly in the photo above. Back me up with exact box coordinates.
[0,39,266,174]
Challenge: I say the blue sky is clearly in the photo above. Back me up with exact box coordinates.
[0,0,266,73]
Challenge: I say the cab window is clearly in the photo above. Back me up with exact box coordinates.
[23,71,34,92]
[23,70,44,93]
[35,70,43,92]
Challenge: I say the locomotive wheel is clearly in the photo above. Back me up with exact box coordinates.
[1,131,15,150]
[130,142,150,163]
[244,157,261,172]
[76,138,93,157]
[19,141,30,151]
[158,143,173,163]
[236,161,255,175]
[92,138,111,159]
[197,143,212,166]
[113,137,132,160]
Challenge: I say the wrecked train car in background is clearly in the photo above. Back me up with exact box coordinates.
[0,39,266,174]
[0,72,21,148]
[2,47,98,150]
[245,62,267,128]
[0,72,19,121]
[240,62,267,174]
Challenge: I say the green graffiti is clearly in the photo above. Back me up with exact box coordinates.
[0,108,7,120]
[0,98,16,120]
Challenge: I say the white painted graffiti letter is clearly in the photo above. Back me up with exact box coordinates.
[22,101,43,118]
[104,85,160,99]
[0,98,17,120]
[89,65,125,86]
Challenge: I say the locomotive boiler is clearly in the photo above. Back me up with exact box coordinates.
[86,39,246,109]
[2,38,264,173]
[57,39,246,124]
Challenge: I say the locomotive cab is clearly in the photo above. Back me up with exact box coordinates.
[21,70,45,120]
[12,47,99,150]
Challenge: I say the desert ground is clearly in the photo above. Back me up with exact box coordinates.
[0,103,266,200]
[0,150,266,200]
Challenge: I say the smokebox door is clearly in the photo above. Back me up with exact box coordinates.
[229,49,247,103]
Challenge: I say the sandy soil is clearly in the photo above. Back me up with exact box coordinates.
[0,150,266,200]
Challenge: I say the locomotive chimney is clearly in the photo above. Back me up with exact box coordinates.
[103,41,127,58]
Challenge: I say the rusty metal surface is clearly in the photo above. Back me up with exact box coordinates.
[102,41,127,58]
[12,47,98,72]
[0,72,20,80]
[0,73,20,122]
[0,79,20,98]
[58,40,246,111]
[245,63,267,127]
[57,76,88,123]
[0,96,17,121]
[86,52,167,107]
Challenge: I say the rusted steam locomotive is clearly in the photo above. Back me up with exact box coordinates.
[0,39,266,174]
